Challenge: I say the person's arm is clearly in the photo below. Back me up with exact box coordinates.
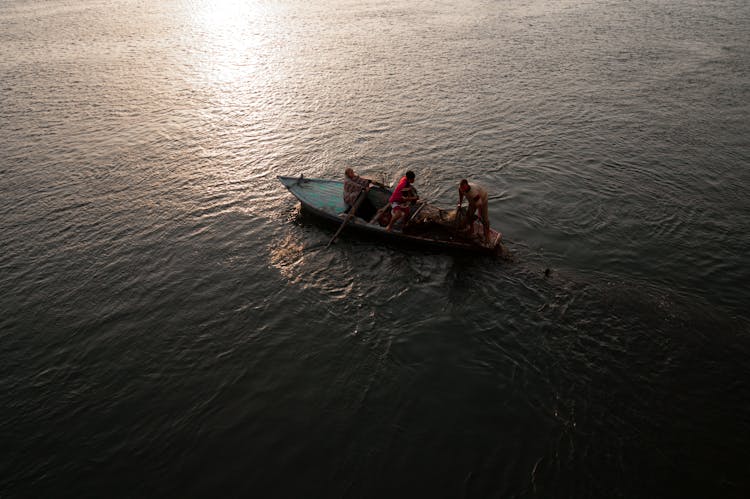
[458,186,464,207]
[475,190,486,206]
[354,175,371,191]
[361,176,388,190]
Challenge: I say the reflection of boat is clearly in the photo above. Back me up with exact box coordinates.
[279,175,506,256]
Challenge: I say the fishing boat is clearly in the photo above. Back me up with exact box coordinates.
[278,175,506,256]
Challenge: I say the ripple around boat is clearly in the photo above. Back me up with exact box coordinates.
[279,175,508,257]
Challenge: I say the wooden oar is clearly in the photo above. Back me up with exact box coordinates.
[326,187,367,248]
[407,201,426,223]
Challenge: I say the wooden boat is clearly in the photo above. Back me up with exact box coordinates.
[279,175,506,256]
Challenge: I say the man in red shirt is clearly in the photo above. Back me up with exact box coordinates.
[386,170,418,232]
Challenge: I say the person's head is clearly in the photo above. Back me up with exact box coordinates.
[459,179,470,193]
[406,170,415,183]
[345,167,354,179]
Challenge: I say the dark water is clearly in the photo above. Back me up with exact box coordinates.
[2,0,749,497]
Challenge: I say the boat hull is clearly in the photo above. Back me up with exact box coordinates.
[279,175,505,256]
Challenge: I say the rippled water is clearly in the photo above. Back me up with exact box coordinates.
[2,0,749,497]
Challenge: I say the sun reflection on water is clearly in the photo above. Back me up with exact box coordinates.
[269,233,307,282]
[179,0,288,215]
[186,0,271,85]
[194,0,256,29]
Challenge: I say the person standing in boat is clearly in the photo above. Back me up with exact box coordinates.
[458,178,490,242]
[386,170,418,232]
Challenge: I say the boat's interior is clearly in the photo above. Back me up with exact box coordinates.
[351,186,390,222]
[350,187,479,243]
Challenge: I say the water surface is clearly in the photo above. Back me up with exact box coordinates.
[1,0,749,497]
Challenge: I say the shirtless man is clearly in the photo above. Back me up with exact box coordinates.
[458,178,490,242]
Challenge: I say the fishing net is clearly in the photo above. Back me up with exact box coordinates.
[410,204,464,225]
[404,205,475,241]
